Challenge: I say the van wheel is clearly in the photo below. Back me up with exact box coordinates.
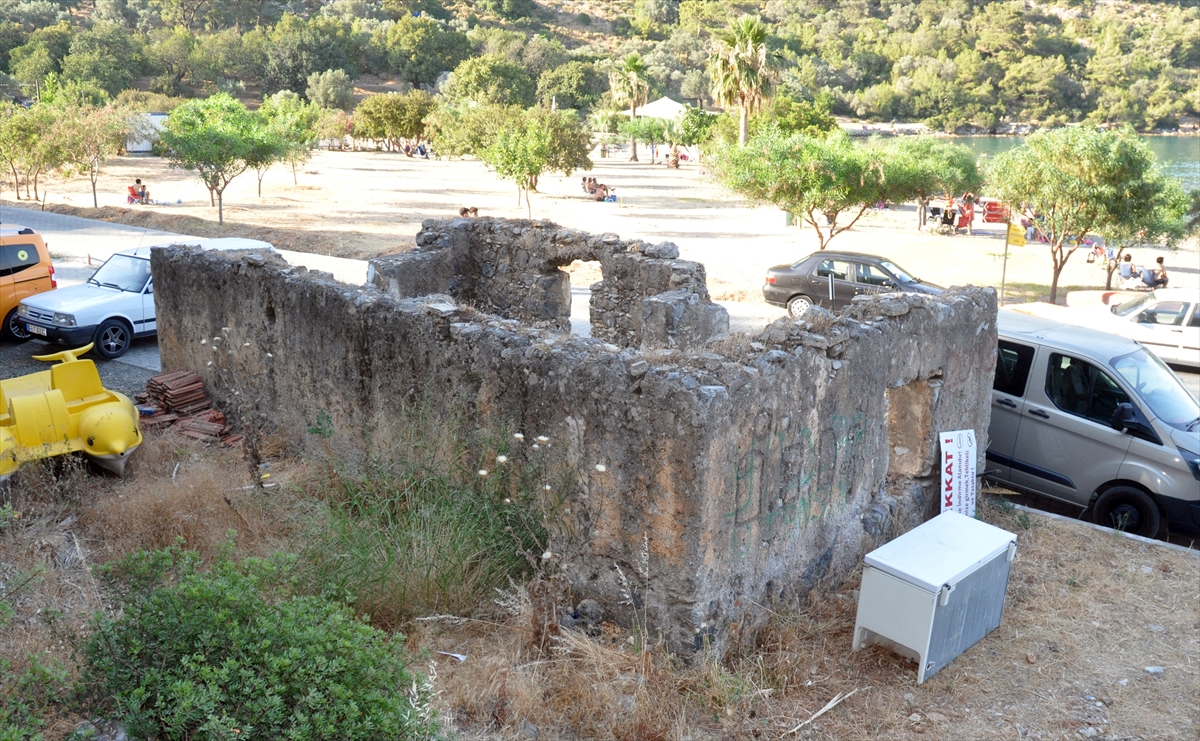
[2,307,31,342]
[92,319,132,359]
[1092,486,1162,538]
[787,295,814,318]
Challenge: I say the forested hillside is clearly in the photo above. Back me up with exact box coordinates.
[0,0,1196,130]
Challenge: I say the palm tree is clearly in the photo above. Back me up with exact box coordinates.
[709,16,777,146]
[609,53,650,162]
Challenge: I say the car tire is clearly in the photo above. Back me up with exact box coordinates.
[2,306,31,342]
[787,295,814,318]
[92,319,132,359]
[1092,486,1162,538]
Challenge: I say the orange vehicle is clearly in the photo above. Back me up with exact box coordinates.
[0,224,56,342]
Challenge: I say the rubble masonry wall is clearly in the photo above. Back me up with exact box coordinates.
[152,219,997,659]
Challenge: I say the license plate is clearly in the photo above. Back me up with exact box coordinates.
[26,324,46,336]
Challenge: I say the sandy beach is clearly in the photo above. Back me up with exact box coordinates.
[19,148,1198,307]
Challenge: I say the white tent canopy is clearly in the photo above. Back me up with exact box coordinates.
[620,96,687,120]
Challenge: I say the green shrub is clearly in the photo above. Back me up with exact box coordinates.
[0,654,69,741]
[82,548,436,741]
[294,446,559,626]
[576,12,591,24]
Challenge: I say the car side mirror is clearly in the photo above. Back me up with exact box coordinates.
[1110,402,1135,431]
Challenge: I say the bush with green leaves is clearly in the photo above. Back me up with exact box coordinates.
[82,545,437,741]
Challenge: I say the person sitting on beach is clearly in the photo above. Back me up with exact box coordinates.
[458,207,469,217]
[468,207,478,217]
[593,184,609,201]
[134,178,149,203]
[1118,254,1137,280]
[582,176,590,193]
[1151,256,1169,288]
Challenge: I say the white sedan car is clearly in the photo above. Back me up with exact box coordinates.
[1013,288,1200,370]
[17,238,274,359]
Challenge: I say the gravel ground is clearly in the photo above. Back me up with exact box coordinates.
[1,338,158,399]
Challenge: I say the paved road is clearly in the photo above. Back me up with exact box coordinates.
[2,208,368,397]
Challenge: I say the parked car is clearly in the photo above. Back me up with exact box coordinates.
[1010,288,1200,370]
[0,224,56,341]
[987,309,1200,538]
[762,251,944,316]
[17,238,274,360]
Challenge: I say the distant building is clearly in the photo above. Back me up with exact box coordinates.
[126,112,169,155]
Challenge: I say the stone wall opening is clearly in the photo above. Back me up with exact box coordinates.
[563,260,603,337]
[886,380,937,480]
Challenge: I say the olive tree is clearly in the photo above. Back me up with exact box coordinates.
[480,107,592,217]
[161,93,262,224]
[987,126,1185,302]
[58,102,131,208]
[710,129,897,251]
[880,136,981,229]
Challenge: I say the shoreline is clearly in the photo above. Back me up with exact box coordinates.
[836,119,1200,137]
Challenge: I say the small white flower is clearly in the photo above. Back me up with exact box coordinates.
[513,433,525,440]
[211,345,217,351]
[206,361,213,366]
[496,455,508,464]
[221,326,231,333]
[541,550,553,560]
[266,353,274,358]
[213,336,221,342]
[595,464,607,472]
[536,436,549,443]
[543,484,552,491]
[200,339,207,345]
[478,469,488,476]
[504,498,511,503]
[243,342,251,347]
[531,444,540,450]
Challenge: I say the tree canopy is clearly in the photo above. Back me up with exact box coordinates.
[986,126,1188,302]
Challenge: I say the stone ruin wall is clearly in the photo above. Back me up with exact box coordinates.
[152,218,997,659]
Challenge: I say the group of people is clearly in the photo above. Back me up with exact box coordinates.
[403,141,431,159]
[929,194,975,234]
[1117,254,1169,288]
[582,177,615,202]
[457,207,479,217]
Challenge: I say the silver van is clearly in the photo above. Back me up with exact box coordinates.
[987,310,1200,538]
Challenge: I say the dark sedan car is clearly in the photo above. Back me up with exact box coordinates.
[763,251,944,317]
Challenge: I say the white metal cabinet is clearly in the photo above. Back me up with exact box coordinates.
[852,512,1017,683]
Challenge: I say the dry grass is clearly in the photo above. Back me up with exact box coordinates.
[2,432,1196,740]
[420,498,1200,740]
[79,431,289,563]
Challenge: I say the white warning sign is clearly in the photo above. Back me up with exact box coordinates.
[939,429,977,517]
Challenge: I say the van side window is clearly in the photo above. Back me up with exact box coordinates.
[0,243,40,277]
[993,340,1035,397]
[1045,353,1131,425]
[1189,307,1200,328]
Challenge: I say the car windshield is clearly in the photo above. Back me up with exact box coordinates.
[880,260,917,284]
[1112,293,1155,317]
[1110,348,1199,430]
[89,254,151,292]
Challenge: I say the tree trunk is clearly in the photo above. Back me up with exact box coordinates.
[629,107,639,162]
[90,172,99,208]
[917,198,928,229]
[257,169,265,196]
[218,189,225,225]
[32,168,40,201]
[738,105,749,146]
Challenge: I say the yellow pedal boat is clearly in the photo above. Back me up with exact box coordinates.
[1,344,142,480]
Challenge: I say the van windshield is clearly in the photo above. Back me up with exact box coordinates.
[89,254,151,292]
[1110,348,1199,430]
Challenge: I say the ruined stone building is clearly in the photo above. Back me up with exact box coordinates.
[152,217,996,658]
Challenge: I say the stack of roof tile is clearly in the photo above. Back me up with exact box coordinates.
[138,371,242,447]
